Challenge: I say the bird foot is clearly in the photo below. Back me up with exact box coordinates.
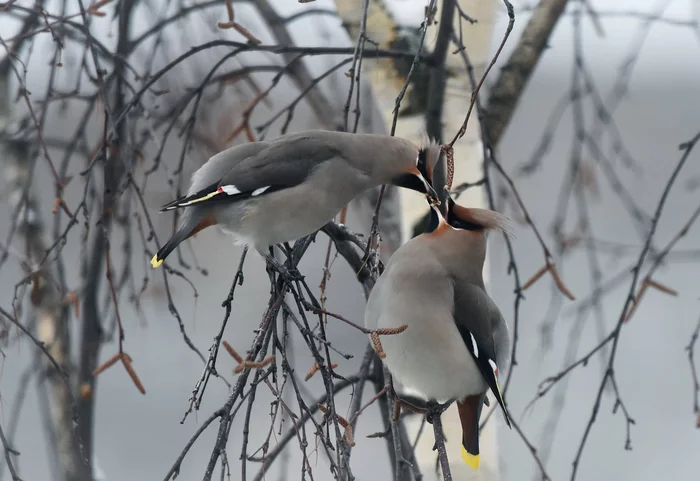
[388,383,433,420]
[425,400,450,425]
[398,398,428,415]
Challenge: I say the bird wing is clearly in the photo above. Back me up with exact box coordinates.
[452,282,511,427]
[160,135,342,212]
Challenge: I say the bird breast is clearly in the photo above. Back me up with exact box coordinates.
[371,268,488,402]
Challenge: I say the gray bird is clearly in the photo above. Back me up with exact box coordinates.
[150,130,440,269]
[364,192,511,470]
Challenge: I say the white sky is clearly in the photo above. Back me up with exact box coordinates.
[385,0,699,73]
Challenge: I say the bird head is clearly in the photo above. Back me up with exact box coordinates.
[390,141,440,204]
[427,189,510,236]
[392,156,438,203]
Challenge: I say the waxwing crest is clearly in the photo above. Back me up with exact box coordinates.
[418,135,442,182]
[444,191,512,235]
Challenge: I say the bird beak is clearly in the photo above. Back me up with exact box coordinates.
[426,200,447,233]
[420,173,440,206]
[412,165,440,205]
[426,193,460,234]
[415,155,438,205]
[392,168,440,204]
[430,200,447,222]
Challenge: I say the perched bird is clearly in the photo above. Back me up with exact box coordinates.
[364,192,512,470]
[150,130,440,269]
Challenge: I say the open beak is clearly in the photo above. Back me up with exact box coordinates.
[421,173,440,206]
[426,200,447,234]
[411,166,439,205]
[415,158,438,206]
[392,168,439,204]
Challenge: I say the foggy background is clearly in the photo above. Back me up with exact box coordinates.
[2,0,700,480]
[489,1,700,480]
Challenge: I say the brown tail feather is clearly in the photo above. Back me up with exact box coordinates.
[457,394,485,469]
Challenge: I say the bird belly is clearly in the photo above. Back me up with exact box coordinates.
[376,311,487,402]
[232,184,360,251]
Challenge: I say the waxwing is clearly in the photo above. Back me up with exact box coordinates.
[364,191,512,470]
[150,130,440,269]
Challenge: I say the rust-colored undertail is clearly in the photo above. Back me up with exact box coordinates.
[457,393,485,470]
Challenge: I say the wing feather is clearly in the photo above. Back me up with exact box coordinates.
[160,135,341,211]
[453,283,511,427]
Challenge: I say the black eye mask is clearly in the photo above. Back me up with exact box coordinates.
[426,196,483,233]
[447,198,482,231]
[417,148,429,180]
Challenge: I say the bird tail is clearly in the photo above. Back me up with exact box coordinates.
[150,213,217,268]
[457,393,486,470]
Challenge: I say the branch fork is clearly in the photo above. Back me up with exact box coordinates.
[93,351,146,394]
[222,340,275,374]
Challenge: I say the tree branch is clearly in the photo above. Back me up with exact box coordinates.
[1,68,90,481]
[484,0,569,144]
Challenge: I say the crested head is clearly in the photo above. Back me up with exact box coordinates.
[424,196,510,283]
[368,135,438,201]
[448,204,511,235]
[427,191,512,237]
[418,136,442,185]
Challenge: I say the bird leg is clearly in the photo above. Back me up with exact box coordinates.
[398,398,429,416]
[425,400,452,425]
[387,377,429,419]
[426,401,441,424]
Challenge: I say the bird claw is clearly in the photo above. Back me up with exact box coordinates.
[425,400,450,424]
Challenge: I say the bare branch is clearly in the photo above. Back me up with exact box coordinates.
[484,0,570,144]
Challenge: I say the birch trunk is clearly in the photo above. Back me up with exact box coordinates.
[1,73,91,481]
[351,0,501,479]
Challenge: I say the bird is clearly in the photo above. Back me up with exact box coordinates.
[150,130,440,270]
[364,190,512,470]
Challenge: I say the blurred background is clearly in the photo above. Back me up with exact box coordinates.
[1,1,699,480]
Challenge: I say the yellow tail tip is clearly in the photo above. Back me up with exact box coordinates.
[462,447,480,470]
[151,255,163,268]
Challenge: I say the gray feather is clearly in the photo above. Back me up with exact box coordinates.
[154,130,422,265]
[365,221,510,403]
[217,135,342,192]
[452,282,510,374]
[188,141,270,195]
